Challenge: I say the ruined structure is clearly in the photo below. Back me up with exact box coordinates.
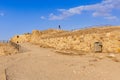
[11,26,120,53]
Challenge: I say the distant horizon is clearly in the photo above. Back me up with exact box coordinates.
[2,24,119,41]
[0,0,120,40]
[0,24,120,40]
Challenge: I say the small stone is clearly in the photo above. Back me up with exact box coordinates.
[112,58,120,62]
[107,53,116,58]
[97,56,104,60]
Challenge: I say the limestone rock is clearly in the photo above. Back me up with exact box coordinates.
[10,26,120,54]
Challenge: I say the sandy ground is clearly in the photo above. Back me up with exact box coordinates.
[0,43,120,80]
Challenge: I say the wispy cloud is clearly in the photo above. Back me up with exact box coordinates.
[104,16,118,20]
[0,12,4,17]
[40,16,46,20]
[48,0,120,20]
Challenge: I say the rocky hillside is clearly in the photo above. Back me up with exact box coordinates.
[11,26,120,53]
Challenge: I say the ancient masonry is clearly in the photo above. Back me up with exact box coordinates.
[11,26,120,53]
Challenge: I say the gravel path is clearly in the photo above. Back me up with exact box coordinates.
[0,43,120,80]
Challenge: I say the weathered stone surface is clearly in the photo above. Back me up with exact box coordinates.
[10,26,120,53]
[11,34,31,43]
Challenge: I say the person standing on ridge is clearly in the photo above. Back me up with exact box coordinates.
[58,25,61,29]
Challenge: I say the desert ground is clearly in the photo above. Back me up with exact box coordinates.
[1,26,120,80]
[0,43,120,80]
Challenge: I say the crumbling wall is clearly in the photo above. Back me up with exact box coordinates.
[11,27,120,53]
[11,34,31,43]
[31,32,120,53]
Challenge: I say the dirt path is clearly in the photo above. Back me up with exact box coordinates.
[0,43,120,80]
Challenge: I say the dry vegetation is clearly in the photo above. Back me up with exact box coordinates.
[0,42,18,56]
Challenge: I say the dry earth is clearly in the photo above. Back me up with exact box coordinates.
[0,43,120,80]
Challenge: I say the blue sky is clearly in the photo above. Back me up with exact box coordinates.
[0,0,120,40]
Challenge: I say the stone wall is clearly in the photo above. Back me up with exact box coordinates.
[11,27,120,53]
[11,34,31,43]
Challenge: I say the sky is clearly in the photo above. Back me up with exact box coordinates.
[0,0,120,40]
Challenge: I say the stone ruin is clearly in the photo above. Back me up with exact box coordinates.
[10,26,120,53]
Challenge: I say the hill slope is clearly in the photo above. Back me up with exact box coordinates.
[11,26,120,53]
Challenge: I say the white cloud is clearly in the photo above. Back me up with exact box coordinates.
[0,12,4,16]
[48,0,120,20]
[40,16,46,19]
[104,16,118,20]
